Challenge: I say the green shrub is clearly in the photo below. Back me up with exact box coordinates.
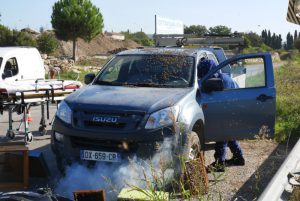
[275,62,300,142]
[0,24,37,47]
[122,31,153,46]
[0,24,13,46]
[12,30,37,47]
[37,32,59,54]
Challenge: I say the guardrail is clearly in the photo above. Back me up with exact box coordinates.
[258,139,300,201]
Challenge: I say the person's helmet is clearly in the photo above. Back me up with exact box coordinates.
[197,59,218,78]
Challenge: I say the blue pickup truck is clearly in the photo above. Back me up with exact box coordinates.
[51,47,276,172]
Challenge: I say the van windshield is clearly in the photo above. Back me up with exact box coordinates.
[95,55,195,88]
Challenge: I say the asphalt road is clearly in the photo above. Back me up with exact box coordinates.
[0,104,60,188]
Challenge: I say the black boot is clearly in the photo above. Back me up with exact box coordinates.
[225,156,245,166]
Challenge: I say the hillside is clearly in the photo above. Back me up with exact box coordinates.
[19,28,139,58]
[59,34,139,58]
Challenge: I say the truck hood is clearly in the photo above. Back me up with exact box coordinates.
[66,85,193,114]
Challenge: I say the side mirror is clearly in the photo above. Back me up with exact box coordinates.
[202,78,224,93]
[84,73,96,85]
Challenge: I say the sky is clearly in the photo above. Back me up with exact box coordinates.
[0,0,299,40]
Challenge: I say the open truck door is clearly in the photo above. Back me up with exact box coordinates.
[199,53,276,142]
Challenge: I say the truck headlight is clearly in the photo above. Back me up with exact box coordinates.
[145,106,179,129]
[56,101,72,124]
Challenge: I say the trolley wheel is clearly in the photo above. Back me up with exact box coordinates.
[24,132,33,144]
[6,130,15,139]
[38,126,47,136]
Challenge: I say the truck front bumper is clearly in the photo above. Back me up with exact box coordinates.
[51,118,177,164]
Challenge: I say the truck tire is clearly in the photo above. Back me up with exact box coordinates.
[175,131,208,195]
[182,131,201,161]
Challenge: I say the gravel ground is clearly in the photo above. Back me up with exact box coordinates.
[204,139,288,201]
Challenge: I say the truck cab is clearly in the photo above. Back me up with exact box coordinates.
[51,48,276,172]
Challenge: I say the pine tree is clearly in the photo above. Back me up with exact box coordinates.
[278,34,282,49]
[51,0,104,61]
[267,30,271,46]
[286,32,294,50]
[271,33,276,49]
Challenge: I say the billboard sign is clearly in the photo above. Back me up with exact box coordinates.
[155,15,184,35]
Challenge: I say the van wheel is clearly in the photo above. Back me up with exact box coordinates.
[178,131,208,195]
[24,132,33,144]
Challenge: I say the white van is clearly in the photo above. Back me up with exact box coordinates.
[0,47,45,83]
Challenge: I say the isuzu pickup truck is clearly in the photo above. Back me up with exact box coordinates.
[51,47,276,172]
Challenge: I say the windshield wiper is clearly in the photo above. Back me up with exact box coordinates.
[132,83,163,87]
[94,80,123,86]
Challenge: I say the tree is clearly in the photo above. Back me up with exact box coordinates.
[122,31,153,46]
[294,30,298,41]
[209,25,231,35]
[0,25,37,47]
[51,0,104,61]
[244,32,263,47]
[0,24,13,46]
[184,25,208,36]
[294,38,300,51]
[11,30,37,47]
[37,32,59,54]
[286,32,294,50]
[261,29,267,44]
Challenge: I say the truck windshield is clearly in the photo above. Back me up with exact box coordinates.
[96,55,195,88]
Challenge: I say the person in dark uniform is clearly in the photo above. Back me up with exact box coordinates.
[198,58,245,172]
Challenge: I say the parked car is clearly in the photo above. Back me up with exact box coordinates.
[51,47,276,172]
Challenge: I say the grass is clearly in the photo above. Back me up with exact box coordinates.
[290,187,300,201]
[274,55,300,143]
[56,70,91,82]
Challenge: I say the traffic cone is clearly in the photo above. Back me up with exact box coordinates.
[27,110,33,123]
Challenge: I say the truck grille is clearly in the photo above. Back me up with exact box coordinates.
[84,120,126,128]
[73,109,145,131]
[70,136,138,151]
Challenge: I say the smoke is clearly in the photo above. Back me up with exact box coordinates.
[55,137,176,200]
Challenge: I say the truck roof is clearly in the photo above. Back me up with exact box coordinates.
[0,47,39,58]
[117,48,200,57]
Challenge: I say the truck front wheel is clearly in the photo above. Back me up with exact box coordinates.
[178,131,208,195]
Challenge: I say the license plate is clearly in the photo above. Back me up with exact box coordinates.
[80,150,121,162]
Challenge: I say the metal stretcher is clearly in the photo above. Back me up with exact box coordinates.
[0,79,81,144]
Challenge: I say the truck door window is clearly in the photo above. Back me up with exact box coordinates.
[225,57,265,89]
[4,57,18,77]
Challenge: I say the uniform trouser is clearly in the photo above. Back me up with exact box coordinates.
[214,140,243,162]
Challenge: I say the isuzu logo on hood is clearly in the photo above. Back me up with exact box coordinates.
[92,116,119,123]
